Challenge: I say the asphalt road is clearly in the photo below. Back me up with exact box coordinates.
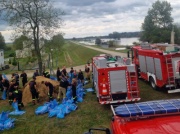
[5,44,127,80]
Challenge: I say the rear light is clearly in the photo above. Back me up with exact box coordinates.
[102,84,108,95]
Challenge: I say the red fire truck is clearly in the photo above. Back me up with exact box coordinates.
[92,54,140,104]
[85,99,180,134]
[127,44,180,93]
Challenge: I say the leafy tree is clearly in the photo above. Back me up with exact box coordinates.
[50,34,64,50]
[95,38,101,45]
[140,0,173,43]
[0,32,6,49]
[0,0,64,74]
[12,56,17,66]
[13,35,29,50]
[173,24,180,45]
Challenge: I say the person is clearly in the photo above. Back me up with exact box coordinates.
[56,67,61,81]
[85,65,90,81]
[42,70,50,78]
[33,70,39,78]
[11,73,19,85]
[8,79,18,105]
[12,85,24,110]
[1,78,10,98]
[69,67,74,82]
[43,81,54,101]
[73,70,78,79]
[29,77,39,105]
[78,69,84,85]
[71,78,77,103]
[20,71,28,87]
[58,75,69,101]
[61,66,67,76]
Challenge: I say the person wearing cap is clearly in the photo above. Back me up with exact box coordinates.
[43,81,54,101]
[29,77,39,105]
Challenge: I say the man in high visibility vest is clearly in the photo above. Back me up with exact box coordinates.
[12,85,24,110]
[43,70,50,78]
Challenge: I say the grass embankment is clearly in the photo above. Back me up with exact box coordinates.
[51,41,103,68]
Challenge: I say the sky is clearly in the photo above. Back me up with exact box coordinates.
[1,0,180,42]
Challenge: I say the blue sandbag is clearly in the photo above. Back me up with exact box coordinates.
[0,122,3,131]
[3,118,15,130]
[48,104,64,118]
[86,88,94,92]
[68,104,77,111]
[35,105,48,115]
[2,74,8,80]
[77,97,83,102]
[57,109,65,119]
[9,102,26,115]
[0,112,9,122]
[1,90,6,100]
[50,76,57,81]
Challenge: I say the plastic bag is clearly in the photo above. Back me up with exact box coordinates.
[50,76,57,81]
[3,118,15,130]
[77,97,83,102]
[9,102,26,115]
[68,103,77,111]
[35,105,48,115]
[86,88,94,92]
[56,109,65,119]
[1,90,6,100]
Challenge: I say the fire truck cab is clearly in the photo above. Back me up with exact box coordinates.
[92,54,140,104]
[85,99,180,134]
[128,44,180,93]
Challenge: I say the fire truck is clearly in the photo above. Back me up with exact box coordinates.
[127,44,180,93]
[85,99,180,134]
[91,54,140,104]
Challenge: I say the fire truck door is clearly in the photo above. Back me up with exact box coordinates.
[109,70,127,93]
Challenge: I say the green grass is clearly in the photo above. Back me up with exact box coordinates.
[1,79,180,134]
[51,41,103,68]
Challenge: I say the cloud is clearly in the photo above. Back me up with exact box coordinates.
[1,0,180,42]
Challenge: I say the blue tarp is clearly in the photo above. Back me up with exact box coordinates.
[9,102,26,116]
[0,112,15,131]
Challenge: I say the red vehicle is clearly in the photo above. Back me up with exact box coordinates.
[85,99,180,134]
[92,54,140,104]
[128,44,180,93]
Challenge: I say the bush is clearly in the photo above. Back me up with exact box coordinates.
[12,57,17,66]
[9,58,11,64]
[9,52,15,57]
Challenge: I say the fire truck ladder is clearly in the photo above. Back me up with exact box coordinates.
[128,72,139,98]
[166,56,175,89]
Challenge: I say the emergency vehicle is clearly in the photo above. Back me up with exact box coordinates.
[92,54,140,104]
[85,99,180,134]
[127,44,180,93]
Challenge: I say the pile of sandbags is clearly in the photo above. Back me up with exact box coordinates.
[22,76,59,106]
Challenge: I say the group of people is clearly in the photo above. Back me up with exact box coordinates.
[0,71,27,110]
[56,65,90,103]
[0,64,91,109]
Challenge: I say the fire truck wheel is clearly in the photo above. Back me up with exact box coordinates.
[150,77,157,90]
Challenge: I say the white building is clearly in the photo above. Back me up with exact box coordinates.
[0,49,4,69]
[16,40,46,58]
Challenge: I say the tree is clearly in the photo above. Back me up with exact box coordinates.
[0,0,64,74]
[140,0,173,43]
[95,38,101,45]
[0,32,6,49]
[13,35,29,50]
[50,34,64,50]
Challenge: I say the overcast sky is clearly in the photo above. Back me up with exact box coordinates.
[1,0,180,42]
